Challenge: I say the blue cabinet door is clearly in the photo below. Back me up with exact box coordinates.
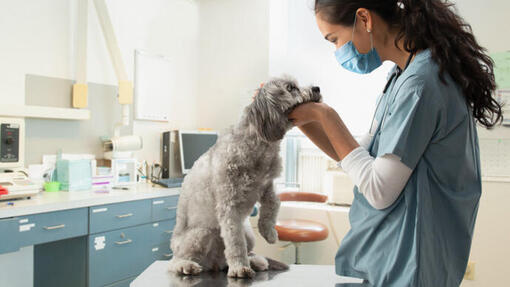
[17,208,88,247]
[89,200,151,234]
[88,223,153,287]
[0,217,19,254]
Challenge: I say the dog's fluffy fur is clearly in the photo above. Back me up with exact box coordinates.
[168,76,322,278]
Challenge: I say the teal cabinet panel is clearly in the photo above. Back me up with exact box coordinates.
[34,236,87,287]
[17,208,88,247]
[0,217,20,254]
[104,276,135,287]
[4,195,182,285]
[89,200,151,234]
[88,223,153,287]
[151,196,178,222]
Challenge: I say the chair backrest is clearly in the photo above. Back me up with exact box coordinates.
[277,191,328,203]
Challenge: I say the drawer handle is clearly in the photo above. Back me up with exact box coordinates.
[164,230,173,234]
[165,207,177,210]
[116,213,133,218]
[43,224,66,230]
[115,239,133,245]
[163,253,173,258]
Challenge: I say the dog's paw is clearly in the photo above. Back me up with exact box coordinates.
[227,265,256,278]
[259,225,278,244]
[249,253,269,271]
[168,258,203,275]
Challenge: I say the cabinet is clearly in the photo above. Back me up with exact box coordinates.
[9,194,182,287]
[0,217,19,254]
[88,223,154,287]
[89,200,152,234]
[18,208,88,246]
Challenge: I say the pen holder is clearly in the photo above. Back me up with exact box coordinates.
[44,181,60,192]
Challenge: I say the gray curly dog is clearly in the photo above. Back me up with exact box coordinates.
[168,76,323,278]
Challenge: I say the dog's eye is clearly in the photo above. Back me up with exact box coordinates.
[286,85,297,92]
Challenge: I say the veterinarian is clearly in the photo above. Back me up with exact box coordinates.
[287,0,502,286]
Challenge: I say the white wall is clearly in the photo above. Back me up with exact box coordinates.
[0,0,74,105]
[461,181,510,287]
[453,0,509,53]
[196,0,270,130]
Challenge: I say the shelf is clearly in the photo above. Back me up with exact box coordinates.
[0,105,90,120]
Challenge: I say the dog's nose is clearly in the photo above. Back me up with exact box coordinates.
[312,86,320,93]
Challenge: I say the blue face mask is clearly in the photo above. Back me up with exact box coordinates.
[334,17,382,74]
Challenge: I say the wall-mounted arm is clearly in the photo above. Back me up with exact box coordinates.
[72,0,89,108]
[93,0,133,137]
[93,0,128,82]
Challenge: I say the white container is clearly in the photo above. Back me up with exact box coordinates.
[323,170,355,205]
[112,158,137,186]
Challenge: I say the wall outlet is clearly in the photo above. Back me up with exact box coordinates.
[464,261,476,280]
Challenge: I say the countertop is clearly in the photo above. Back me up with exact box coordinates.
[131,261,366,287]
[0,183,181,218]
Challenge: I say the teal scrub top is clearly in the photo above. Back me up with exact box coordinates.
[335,49,481,286]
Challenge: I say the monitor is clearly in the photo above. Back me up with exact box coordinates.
[178,130,218,174]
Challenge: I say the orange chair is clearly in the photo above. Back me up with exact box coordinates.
[275,191,329,264]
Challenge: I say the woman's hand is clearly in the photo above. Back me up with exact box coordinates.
[288,102,327,126]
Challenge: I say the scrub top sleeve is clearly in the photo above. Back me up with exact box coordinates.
[377,80,443,170]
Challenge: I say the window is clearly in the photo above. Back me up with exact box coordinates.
[270,0,394,193]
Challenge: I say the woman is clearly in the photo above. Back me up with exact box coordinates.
[288,0,502,286]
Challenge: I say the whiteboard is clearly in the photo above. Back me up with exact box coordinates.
[134,50,174,121]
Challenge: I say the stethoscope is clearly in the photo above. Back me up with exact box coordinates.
[368,52,415,136]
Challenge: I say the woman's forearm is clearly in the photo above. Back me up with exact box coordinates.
[318,105,359,160]
[298,121,340,161]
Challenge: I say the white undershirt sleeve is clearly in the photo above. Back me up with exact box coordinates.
[338,146,413,210]
[357,132,374,150]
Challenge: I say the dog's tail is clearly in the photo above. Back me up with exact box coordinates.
[249,252,289,271]
[266,257,289,270]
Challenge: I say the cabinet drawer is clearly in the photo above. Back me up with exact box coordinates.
[89,200,151,234]
[0,217,20,254]
[151,196,178,222]
[17,208,88,247]
[88,224,153,287]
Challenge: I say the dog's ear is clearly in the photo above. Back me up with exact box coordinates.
[247,93,287,142]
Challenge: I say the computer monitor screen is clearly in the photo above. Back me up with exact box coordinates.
[179,131,218,173]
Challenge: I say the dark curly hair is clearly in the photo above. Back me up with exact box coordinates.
[315,0,503,128]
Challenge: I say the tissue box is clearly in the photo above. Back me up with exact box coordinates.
[56,159,92,191]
